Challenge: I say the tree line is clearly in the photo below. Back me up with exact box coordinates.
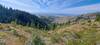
[0,4,51,30]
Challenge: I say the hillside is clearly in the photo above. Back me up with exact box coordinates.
[39,13,96,24]
[0,5,50,30]
[0,13,99,45]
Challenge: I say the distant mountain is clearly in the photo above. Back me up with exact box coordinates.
[36,13,77,16]
[39,13,97,24]
[0,4,50,30]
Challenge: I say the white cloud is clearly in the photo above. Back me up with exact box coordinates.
[0,0,43,13]
[61,3,100,15]
[38,3,100,15]
[0,0,100,15]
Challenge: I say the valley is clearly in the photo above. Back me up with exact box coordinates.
[0,4,100,45]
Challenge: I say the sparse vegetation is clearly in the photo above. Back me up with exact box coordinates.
[0,14,99,45]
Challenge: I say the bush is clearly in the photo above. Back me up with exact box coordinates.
[31,35,45,45]
[0,39,6,45]
[96,13,100,21]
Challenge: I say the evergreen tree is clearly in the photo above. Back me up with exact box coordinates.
[0,4,50,30]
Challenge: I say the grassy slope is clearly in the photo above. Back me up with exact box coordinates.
[0,20,100,45]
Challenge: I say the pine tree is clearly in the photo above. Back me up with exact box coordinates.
[96,13,100,21]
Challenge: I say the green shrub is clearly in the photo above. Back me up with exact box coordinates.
[96,14,100,21]
[31,35,45,45]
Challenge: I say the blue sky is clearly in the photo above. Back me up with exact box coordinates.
[0,0,100,15]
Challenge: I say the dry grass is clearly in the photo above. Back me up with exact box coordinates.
[0,20,100,45]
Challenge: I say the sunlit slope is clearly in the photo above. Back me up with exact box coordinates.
[0,18,100,45]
